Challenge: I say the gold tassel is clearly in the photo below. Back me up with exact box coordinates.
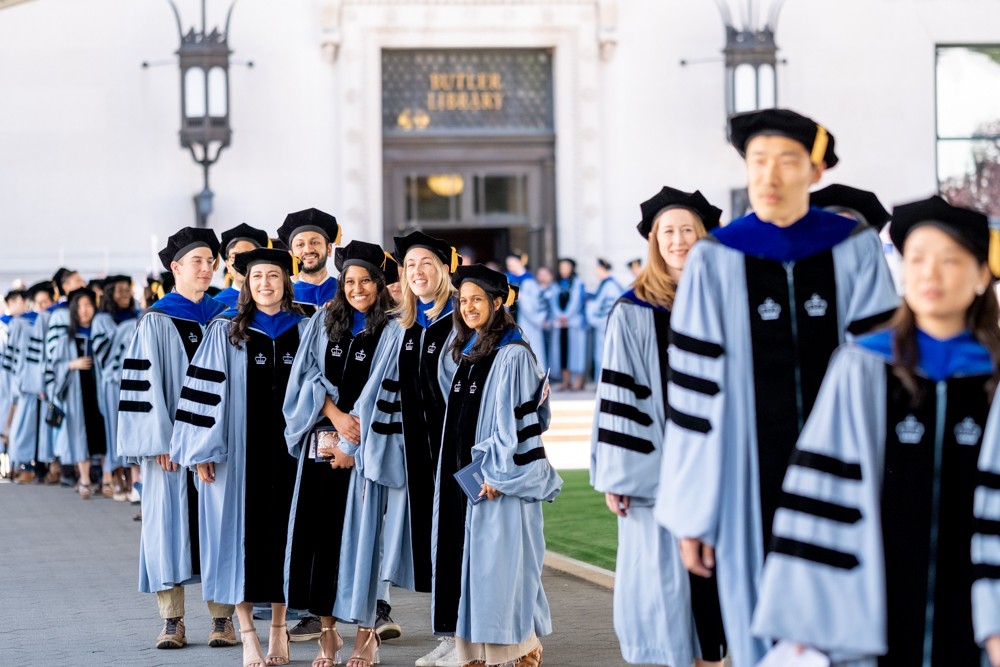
[267,238,273,249]
[212,255,220,271]
[151,281,165,300]
[291,255,301,277]
[811,125,829,166]
[450,248,460,272]
[990,228,1000,278]
[505,286,516,308]
[334,226,343,246]
[382,251,394,271]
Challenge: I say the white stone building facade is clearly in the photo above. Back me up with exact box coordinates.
[0,0,998,287]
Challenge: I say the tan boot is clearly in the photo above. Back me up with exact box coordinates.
[208,617,238,647]
[156,617,187,649]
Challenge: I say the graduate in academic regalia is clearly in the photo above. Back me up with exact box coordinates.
[215,223,271,309]
[281,241,399,667]
[504,252,533,289]
[810,183,891,233]
[811,183,902,295]
[169,248,305,667]
[0,289,28,470]
[117,227,236,650]
[89,274,141,499]
[48,288,107,498]
[7,281,56,482]
[277,208,341,317]
[654,109,901,666]
[548,258,587,390]
[41,267,86,483]
[585,258,623,381]
[752,196,1000,667]
[438,264,561,667]
[592,187,726,667]
[351,230,461,667]
[515,271,550,373]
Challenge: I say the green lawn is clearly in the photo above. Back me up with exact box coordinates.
[543,469,618,571]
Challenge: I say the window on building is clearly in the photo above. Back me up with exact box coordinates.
[936,45,1000,218]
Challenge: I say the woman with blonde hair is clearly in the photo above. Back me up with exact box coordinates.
[591,186,727,666]
[352,230,464,666]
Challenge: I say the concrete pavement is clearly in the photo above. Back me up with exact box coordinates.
[0,479,650,667]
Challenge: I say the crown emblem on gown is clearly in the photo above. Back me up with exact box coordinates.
[895,414,925,444]
[427,342,437,354]
[355,349,367,362]
[954,417,982,446]
[454,381,462,393]
[331,344,343,357]
[757,298,782,321]
[405,338,414,351]
[283,352,294,365]
[254,353,267,365]
[804,293,828,317]
[188,332,199,343]
[469,381,478,394]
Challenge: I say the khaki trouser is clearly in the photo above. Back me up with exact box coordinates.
[456,632,539,665]
[156,584,235,620]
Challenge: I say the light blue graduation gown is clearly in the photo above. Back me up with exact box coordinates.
[8,311,54,465]
[91,312,139,472]
[548,277,587,376]
[352,318,459,592]
[516,277,550,372]
[282,310,401,625]
[590,296,698,666]
[753,333,1000,666]
[446,341,562,645]
[0,316,12,434]
[585,276,623,379]
[655,215,899,666]
[117,294,226,593]
[48,329,94,465]
[172,314,306,606]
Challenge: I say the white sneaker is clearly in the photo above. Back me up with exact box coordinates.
[415,637,455,667]
[435,641,462,667]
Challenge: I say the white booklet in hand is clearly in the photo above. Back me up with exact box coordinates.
[756,641,830,667]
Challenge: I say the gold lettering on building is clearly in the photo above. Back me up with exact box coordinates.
[426,72,504,111]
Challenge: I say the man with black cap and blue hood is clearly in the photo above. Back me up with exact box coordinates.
[277,208,341,317]
[654,109,900,665]
[117,227,236,651]
[215,223,272,309]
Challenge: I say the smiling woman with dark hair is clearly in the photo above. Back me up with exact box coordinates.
[282,240,400,667]
[170,247,306,667]
[49,287,106,499]
[434,264,562,667]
